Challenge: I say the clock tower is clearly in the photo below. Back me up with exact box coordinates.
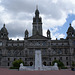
[32,7,42,35]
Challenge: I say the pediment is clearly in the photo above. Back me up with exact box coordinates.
[28,34,48,40]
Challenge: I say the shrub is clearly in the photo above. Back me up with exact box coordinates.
[10,67,19,69]
[72,61,75,67]
[11,59,24,69]
[61,66,68,69]
[52,60,64,69]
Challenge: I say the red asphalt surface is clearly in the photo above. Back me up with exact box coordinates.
[0,68,75,75]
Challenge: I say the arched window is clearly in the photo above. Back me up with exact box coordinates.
[43,62,46,66]
[30,62,33,66]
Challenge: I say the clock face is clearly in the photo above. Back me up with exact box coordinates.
[0,42,2,46]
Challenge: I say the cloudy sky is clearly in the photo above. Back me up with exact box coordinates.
[0,0,75,40]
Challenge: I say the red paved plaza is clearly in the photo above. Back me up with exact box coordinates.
[0,68,75,75]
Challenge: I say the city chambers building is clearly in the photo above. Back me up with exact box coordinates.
[0,8,75,67]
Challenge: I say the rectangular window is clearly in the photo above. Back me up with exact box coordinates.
[66,57,68,60]
[0,42,2,46]
[54,57,56,60]
[49,58,51,61]
[8,58,10,61]
[14,58,16,61]
[60,57,62,60]
[66,62,68,66]
[49,62,51,65]
[8,63,9,66]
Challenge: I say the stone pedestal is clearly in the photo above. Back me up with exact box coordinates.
[35,50,42,70]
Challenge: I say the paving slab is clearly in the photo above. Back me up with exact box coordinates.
[0,68,75,75]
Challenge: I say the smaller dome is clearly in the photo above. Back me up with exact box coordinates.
[1,24,8,34]
[67,23,74,33]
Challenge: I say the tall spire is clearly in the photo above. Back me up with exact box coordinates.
[35,5,39,17]
[36,5,39,31]
[70,23,71,26]
[36,5,38,10]
[3,23,5,27]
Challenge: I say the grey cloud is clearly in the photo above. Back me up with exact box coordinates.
[6,21,32,38]
[0,0,75,39]
[1,0,64,20]
[1,0,35,14]
[16,12,33,20]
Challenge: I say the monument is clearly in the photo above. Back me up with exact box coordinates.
[35,50,42,70]
[19,50,59,71]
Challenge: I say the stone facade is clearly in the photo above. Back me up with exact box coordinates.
[0,8,75,67]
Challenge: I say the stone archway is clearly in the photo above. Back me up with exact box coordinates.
[30,62,33,66]
[43,62,46,66]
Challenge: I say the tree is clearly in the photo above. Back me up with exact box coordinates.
[12,59,24,69]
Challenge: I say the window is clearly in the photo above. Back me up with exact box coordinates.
[8,50,11,56]
[0,42,2,46]
[54,57,56,60]
[42,41,46,46]
[25,62,27,65]
[13,43,17,46]
[8,58,10,61]
[8,63,9,66]
[60,57,62,60]
[0,58,1,61]
[66,57,68,60]
[14,58,16,61]
[20,58,21,60]
[49,58,51,61]
[58,49,62,54]
[65,49,68,54]
[25,58,27,61]
[30,58,33,60]
[74,49,75,54]
[29,50,33,54]
[42,49,47,54]
[8,43,12,46]
[49,62,51,65]
[66,62,68,66]
[25,50,27,53]
[0,50,2,55]
[73,41,75,45]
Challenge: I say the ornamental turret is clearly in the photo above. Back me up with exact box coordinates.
[0,24,8,40]
[25,29,29,38]
[66,23,75,39]
[47,29,51,39]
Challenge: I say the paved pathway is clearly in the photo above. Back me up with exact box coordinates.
[0,68,75,75]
